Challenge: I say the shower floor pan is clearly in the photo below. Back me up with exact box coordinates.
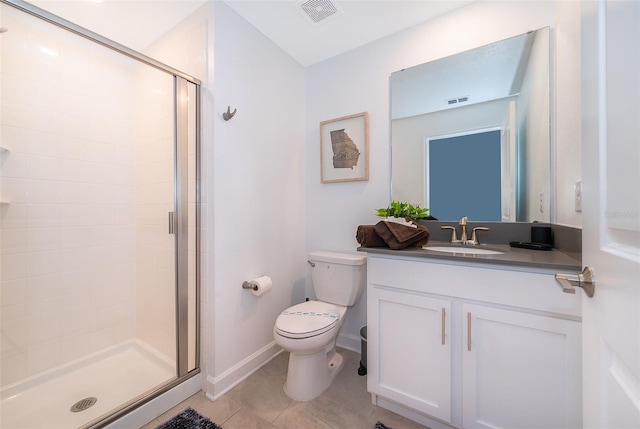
[0,340,175,429]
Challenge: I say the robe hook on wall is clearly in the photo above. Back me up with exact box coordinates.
[223,106,237,121]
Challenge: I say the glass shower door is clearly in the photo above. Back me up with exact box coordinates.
[0,2,198,427]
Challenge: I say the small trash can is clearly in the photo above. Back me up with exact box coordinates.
[358,326,367,376]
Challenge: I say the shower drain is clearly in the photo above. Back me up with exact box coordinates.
[70,397,97,413]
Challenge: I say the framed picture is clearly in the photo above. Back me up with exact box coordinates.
[320,112,369,183]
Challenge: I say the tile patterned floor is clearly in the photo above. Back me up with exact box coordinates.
[142,348,429,429]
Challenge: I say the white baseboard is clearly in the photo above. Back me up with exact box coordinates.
[205,341,282,400]
[337,332,362,354]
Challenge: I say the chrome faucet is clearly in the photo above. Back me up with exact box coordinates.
[459,216,469,243]
[441,217,489,245]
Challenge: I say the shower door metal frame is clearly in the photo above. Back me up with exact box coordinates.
[175,77,197,377]
[0,1,202,427]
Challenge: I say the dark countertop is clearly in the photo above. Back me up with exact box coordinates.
[358,241,582,273]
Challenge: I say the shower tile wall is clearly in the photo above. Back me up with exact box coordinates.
[0,7,174,387]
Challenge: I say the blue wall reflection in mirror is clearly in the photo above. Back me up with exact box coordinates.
[427,130,501,221]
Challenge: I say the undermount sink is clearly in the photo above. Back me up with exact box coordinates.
[423,246,504,255]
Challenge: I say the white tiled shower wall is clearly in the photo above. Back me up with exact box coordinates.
[0,6,177,386]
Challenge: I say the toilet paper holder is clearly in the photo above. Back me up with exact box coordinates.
[242,281,259,291]
[242,275,272,296]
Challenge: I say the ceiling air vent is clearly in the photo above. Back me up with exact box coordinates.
[447,96,470,106]
[296,0,343,26]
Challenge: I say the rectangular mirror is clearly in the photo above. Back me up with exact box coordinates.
[390,27,551,222]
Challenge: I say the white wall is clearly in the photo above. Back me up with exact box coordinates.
[553,0,583,227]
[305,0,583,349]
[208,2,306,397]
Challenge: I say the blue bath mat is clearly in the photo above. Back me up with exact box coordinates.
[155,407,221,429]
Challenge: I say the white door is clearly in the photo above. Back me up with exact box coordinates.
[581,1,640,427]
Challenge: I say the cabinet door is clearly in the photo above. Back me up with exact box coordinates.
[462,304,581,429]
[368,287,452,422]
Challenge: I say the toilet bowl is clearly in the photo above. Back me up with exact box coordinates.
[274,300,347,400]
[273,251,366,401]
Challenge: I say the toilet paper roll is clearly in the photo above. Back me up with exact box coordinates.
[248,275,272,296]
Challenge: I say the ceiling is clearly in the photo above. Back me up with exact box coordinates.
[222,0,474,66]
[25,0,474,67]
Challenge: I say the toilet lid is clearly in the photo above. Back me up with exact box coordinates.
[275,301,340,339]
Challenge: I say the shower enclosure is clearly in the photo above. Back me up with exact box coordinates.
[0,1,200,427]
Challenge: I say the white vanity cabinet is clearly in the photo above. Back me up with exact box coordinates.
[366,254,582,429]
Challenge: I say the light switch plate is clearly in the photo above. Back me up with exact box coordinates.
[575,180,582,212]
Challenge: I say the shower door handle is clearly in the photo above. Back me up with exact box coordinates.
[168,211,176,234]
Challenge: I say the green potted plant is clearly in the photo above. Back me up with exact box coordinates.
[375,200,430,222]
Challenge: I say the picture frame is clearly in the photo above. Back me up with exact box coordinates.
[320,112,369,183]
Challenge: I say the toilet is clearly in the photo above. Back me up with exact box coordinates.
[273,251,366,401]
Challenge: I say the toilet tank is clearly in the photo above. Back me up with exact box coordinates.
[309,251,366,306]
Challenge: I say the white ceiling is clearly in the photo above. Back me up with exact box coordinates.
[222,0,475,66]
[25,0,474,67]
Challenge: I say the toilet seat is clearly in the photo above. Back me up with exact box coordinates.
[275,301,340,339]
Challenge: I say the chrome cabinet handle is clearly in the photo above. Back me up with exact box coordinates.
[441,308,446,345]
[555,266,595,298]
[467,312,472,351]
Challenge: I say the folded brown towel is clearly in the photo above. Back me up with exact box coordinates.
[413,226,430,247]
[356,225,386,247]
[374,220,430,250]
